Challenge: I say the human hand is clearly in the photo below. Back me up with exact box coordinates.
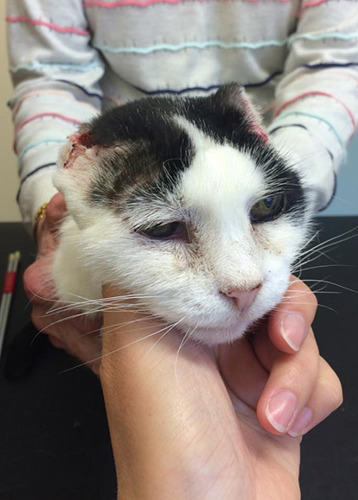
[23,193,102,374]
[100,278,342,499]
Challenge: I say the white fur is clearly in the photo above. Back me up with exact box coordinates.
[53,120,312,345]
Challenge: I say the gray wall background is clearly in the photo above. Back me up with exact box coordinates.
[322,135,358,216]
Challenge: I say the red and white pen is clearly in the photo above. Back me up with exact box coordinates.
[0,251,21,359]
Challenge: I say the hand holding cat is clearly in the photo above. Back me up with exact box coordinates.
[100,281,342,499]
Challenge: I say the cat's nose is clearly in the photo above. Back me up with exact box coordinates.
[222,283,262,310]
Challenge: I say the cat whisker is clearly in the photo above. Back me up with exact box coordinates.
[294,233,357,272]
[46,294,158,315]
[302,228,321,248]
[287,277,324,292]
[300,279,357,294]
[36,301,152,341]
[292,248,338,272]
[56,290,160,304]
[97,317,158,340]
[46,302,146,318]
[299,226,358,260]
[293,239,345,267]
[296,263,353,273]
[272,301,338,313]
[291,273,357,294]
[96,315,152,334]
[145,317,187,357]
[101,313,166,336]
[174,323,198,381]
[284,291,341,297]
[59,320,180,374]
[285,279,345,297]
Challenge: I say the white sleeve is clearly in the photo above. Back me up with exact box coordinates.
[6,0,105,229]
[268,0,358,210]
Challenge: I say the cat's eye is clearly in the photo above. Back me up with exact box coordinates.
[139,221,187,240]
[250,194,286,223]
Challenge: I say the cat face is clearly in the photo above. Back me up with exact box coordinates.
[54,84,313,344]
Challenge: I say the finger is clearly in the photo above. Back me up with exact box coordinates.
[36,193,67,250]
[45,193,67,228]
[34,193,65,245]
[255,328,320,435]
[288,357,343,437]
[23,260,55,303]
[268,276,318,354]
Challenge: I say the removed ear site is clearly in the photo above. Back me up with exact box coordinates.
[63,131,97,169]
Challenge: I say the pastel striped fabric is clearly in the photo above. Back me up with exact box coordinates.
[6,16,90,36]
[6,0,358,228]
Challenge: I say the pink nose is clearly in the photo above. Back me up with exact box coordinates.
[223,284,262,310]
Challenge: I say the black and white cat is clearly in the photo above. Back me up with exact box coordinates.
[53,83,315,345]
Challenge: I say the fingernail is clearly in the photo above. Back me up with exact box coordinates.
[281,313,307,351]
[266,391,297,433]
[288,407,313,437]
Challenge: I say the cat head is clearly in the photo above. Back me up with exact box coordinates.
[54,84,314,344]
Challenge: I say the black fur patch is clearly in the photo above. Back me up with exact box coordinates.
[89,98,193,207]
[88,83,305,219]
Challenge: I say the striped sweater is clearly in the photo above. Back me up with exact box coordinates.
[6,0,358,229]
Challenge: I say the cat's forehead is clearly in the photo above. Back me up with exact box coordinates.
[87,92,302,218]
[181,142,264,214]
[176,117,264,211]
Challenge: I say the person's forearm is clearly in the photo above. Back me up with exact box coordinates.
[99,303,247,499]
[7,0,104,229]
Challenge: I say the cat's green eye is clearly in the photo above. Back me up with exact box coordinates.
[250,194,286,223]
[139,221,186,240]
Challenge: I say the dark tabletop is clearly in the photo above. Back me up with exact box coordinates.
[0,218,357,500]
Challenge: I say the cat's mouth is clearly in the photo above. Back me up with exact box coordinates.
[175,312,253,345]
[177,321,251,345]
[150,286,265,345]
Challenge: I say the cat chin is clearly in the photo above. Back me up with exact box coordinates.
[177,321,250,345]
[170,282,289,345]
